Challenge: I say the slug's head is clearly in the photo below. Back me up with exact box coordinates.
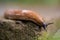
[42,22,53,31]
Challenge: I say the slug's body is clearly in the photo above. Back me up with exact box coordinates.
[4,9,52,30]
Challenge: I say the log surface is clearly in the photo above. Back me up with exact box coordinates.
[0,18,41,40]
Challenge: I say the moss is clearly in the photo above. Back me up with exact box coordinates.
[0,18,42,40]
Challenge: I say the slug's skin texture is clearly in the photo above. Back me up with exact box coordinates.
[4,9,46,30]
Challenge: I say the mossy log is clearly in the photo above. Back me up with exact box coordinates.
[0,18,42,40]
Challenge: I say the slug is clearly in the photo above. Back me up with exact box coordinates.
[4,9,52,30]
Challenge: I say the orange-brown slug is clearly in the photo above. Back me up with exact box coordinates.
[4,9,53,30]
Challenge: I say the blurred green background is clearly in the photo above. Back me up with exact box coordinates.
[0,0,60,6]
